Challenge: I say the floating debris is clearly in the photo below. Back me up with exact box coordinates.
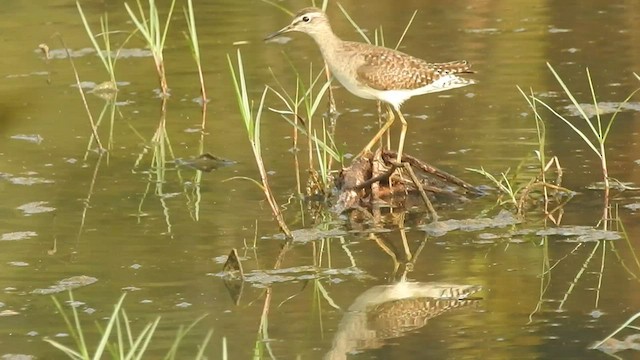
[0,310,19,317]
[624,203,640,211]
[7,262,28,267]
[214,265,369,291]
[242,272,296,287]
[565,101,640,119]
[465,28,500,34]
[31,276,98,295]
[107,48,153,58]
[0,232,37,241]
[16,201,55,216]
[5,71,49,79]
[536,226,620,242]
[39,47,152,59]
[0,172,54,186]
[419,210,521,237]
[591,334,640,355]
[175,153,236,172]
[269,227,347,243]
[38,47,93,59]
[0,354,35,360]
[586,181,638,191]
[548,27,571,33]
[10,134,43,144]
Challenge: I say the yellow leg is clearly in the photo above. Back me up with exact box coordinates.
[396,107,408,163]
[359,104,395,157]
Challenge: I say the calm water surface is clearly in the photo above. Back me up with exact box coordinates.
[1,1,640,359]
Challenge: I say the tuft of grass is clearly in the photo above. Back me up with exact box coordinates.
[267,62,340,196]
[466,167,520,209]
[468,84,573,220]
[45,292,214,360]
[227,49,292,238]
[183,0,207,104]
[125,0,177,97]
[530,63,640,194]
[312,120,334,195]
[76,2,118,89]
[45,292,157,359]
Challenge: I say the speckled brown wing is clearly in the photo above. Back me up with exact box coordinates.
[354,45,474,91]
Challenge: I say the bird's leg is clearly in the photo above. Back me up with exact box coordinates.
[395,107,408,163]
[382,101,393,150]
[376,100,391,151]
[359,104,395,157]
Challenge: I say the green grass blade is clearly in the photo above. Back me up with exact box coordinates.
[125,3,154,46]
[259,0,293,15]
[394,10,417,50]
[227,51,254,137]
[195,329,213,359]
[467,167,511,196]
[222,337,228,360]
[546,63,600,139]
[337,3,371,44]
[125,316,160,360]
[532,96,601,156]
[165,314,209,360]
[604,87,640,140]
[99,16,117,83]
[517,85,547,166]
[223,176,267,191]
[184,0,200,61]
[266,85,295,114]
[313,129,328,184]
[309,80,331,117]
[135,0,148,28]
[92,293,127,360]
[43,338,84,359]
[58,293,89,357]
[68,294,89,358]
[76,2,111,74]
[273,111,341,160]
[254,87,269,154]
[585,68,603,138]
[159,0,177,52]
[150,0,159,46]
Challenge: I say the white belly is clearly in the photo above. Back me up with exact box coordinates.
[329,66,378,101]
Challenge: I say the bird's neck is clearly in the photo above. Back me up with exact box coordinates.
[307,25,342,58]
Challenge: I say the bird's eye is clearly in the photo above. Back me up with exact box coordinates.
[302,15,310,22]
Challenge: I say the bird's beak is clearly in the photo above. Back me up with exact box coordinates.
[264,24,294,41]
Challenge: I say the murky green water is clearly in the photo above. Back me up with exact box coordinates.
[1,1,640,359]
